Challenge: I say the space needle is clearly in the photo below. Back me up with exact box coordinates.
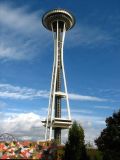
[42,9,75,144]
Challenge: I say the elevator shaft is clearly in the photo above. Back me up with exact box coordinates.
[54,25,62,144]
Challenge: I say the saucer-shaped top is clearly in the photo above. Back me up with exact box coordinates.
[42,9,75,31]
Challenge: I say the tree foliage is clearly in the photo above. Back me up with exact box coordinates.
[63,121,88,160]
[95,110,120,160]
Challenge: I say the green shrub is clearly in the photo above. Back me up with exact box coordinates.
[63,121,88,160]
[87,148,103,160]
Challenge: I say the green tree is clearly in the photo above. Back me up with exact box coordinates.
[63,121,88,160]
[95,110,120,160]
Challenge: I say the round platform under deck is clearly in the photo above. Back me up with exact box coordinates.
[42,118,72,129]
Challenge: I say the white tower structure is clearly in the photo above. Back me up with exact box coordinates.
[42,9,75,144]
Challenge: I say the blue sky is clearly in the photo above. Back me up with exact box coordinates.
[0,0,120,144]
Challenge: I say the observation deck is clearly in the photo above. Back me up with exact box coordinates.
[42,9,75,31]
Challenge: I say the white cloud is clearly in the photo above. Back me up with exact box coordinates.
[0,42,32,60]
[43,107,106,145]
[72,114,106,146]
[0,111,105,144]
[0,83,107,102]
[94,105,113,110]
[0,3,115,61]
[0,4,43,35]
[72,114,105,126]
[84,127,101,146]
[69,93,107,102]
[0,83,49,100]
[0,83,109,144]
[0,112,45,140]
[67,25,112,47]
[62,108,93,115]
[0,3,119,61]
[56,114,106,145]
[0,101,7,109]
[0,4,49,60]
[71,109,93,114]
